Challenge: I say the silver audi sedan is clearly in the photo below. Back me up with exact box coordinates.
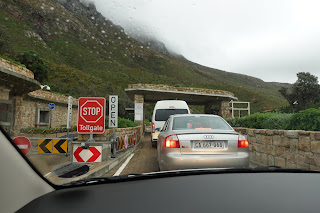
[157,114,249,171]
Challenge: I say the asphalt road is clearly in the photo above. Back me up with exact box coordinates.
[104,133,159,176]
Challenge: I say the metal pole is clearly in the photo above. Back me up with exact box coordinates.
[231,101,234,118]
[88,133,95,142]
[67,128,70,140]
[111,128,116,158]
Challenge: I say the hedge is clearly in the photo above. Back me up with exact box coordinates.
[226,113,293,130]
[226,109,320,131]
[288,108,320,131]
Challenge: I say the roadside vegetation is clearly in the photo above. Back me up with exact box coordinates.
[227,72,320,131]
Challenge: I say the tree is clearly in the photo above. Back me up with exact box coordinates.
[17,51,48,83]
[279,72,320,111]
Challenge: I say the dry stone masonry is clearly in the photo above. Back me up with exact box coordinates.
[234,127,320,171]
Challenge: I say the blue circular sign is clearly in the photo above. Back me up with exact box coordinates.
[48,103,55,110]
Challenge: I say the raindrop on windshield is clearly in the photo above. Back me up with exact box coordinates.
[40,6,44,9]
[91,16,95,20]
[140,46,143,49]
[50,7,54,11]
[66,19,70,23]
[101,30,106,34]
[118,37,121,39]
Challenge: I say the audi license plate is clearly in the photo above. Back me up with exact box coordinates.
[193,141,225,149]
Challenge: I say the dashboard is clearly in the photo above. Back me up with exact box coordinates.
[18,172,320,213]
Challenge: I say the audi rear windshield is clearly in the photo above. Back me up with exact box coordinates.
[172,116,232,130]
[155,109,188,121]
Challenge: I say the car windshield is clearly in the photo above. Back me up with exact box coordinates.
[1,0,320,187]
[172,116,232,130]
[155,109,189,121]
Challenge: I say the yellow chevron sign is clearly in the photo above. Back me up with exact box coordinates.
[38,139,68,154]
[116,135,134,150]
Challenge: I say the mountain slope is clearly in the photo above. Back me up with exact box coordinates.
[0,0,288,114]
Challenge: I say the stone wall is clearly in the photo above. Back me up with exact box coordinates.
[128,84,235,97]
[78,125,143,143]
[0,57,34,79]
[234,127,320,171]
[13,94,78,133]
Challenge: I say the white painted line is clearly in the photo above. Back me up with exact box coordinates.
[17,145,28,149]
[44,172,51,178]
[113,153,134,176]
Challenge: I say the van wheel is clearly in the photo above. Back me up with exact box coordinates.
[152,141,157,148]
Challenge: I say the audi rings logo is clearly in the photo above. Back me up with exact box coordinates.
[204,135,214,139]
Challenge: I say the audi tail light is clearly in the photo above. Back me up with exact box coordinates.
[238,134,249,147]
[164,134,180,148]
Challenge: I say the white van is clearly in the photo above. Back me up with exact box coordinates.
[151,100,190,147]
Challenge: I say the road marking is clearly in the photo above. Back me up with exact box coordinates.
[44,172,51,177]
[113,153,134,176]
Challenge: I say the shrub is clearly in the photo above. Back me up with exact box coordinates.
[226,113,292,130]
[106,116,140,128]
[17,51,48,82]
[144,119,150,126]
[20,126,77,134]
[288,108,320,131]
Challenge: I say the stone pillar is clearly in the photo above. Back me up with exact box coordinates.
[134,94,144,133]
[13,96,24,134]
[0,85,10,100]
[220,101,231,118]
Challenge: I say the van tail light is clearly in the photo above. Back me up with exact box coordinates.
[152,123,155,133]
[164,134,180,148]
[238,134,249,147]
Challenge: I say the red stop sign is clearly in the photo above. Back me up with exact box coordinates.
[78,98,106,134]
[13,137,31,155]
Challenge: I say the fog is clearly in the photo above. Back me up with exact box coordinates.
[91,0,320,83]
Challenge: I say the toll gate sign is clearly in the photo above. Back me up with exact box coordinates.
[78,97,106,134]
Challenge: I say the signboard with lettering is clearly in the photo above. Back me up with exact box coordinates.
[109,95,118,128]
[135,103,143,121]
[77,97,106,134]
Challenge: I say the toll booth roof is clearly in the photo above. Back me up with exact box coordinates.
[125,84,238,105]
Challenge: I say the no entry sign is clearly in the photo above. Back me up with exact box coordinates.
[13,137,31,155]
[78,97,106,134]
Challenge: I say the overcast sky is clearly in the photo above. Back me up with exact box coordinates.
[91,0,320,83]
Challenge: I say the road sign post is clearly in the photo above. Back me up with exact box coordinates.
[67,96,73,139]
[109,95,118,158]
